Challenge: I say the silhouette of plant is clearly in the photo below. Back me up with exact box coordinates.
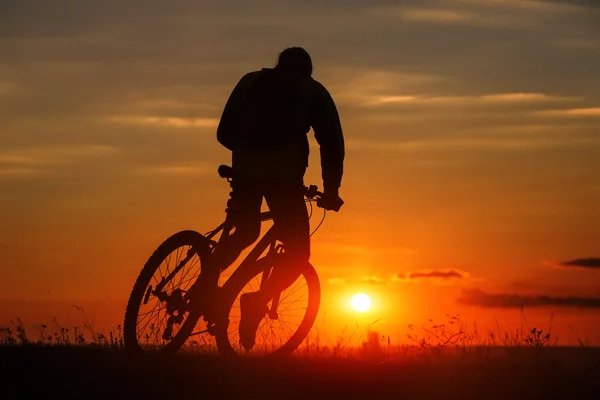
[523,327,551,348]
[406,314,472,352]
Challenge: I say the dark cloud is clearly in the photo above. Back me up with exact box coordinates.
[457,289,600,309]
[547,0,600,8]
[407,270,469,280]
[559,258,600,269]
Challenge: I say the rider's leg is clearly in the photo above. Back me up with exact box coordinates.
[197,178,262,291]
[256,176,310,300]
[238,176,309,349]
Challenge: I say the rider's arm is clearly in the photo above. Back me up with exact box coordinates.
[309,80,345,191]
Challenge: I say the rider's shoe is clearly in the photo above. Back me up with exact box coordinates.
[239,291,268,350]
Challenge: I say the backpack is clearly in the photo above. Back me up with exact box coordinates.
[240,68,309,148]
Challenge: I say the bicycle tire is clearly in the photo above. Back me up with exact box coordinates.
[215,256,320,359]
[124,230,210,353]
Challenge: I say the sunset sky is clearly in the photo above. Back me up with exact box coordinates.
[1,0,599,345]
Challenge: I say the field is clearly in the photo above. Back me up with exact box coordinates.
[1,320,599,399]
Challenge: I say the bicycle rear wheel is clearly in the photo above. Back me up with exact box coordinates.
[124,230,210,353]
[215,256,320,359]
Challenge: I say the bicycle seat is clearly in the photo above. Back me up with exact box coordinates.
[218,165,234,179]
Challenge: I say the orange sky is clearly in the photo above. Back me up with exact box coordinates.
[1,0,599,345]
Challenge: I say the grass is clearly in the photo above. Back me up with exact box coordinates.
[0,313,593,359]
[1,313,599,399]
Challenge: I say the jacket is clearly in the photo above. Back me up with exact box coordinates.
[216,68,345,190]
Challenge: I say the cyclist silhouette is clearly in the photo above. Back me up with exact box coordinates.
[212,47,345,349]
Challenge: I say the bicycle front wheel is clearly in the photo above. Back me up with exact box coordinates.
[215,256,320,359]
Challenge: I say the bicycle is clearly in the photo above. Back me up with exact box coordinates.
[123,165,329,358]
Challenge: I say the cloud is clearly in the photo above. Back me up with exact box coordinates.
[479,93,576,102]
[554,39,600,49]
[0,155,45,166]
[345,135,588,153]
[408,270,469,279]
[0,168,50,177]
[545,0,600,9]
[106,116,219,128]
[545,258,600,270]
[401,9,472,23]
[327,269,478,286]
[0,145,120,169]
[130,99,217,113]
[534,107,600,117]
[457,289,600,309]
[391,269,478,285]
[317,242,416,257]
[327,275,387,285]
[0,152,52,177]
[379,4,538,27]
[360,92,578,107]
[317,243,374,257]
[361,275,386,285]
[560,258,600,269]
[134,163,212,176]
[331,69,448,106]
[457,0,584,12]
[0,81,25,97]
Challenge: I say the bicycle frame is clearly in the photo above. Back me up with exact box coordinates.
[204,211,282,301]
[155,212,278,298]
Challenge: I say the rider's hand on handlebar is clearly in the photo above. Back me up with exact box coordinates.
[317,188,344,212]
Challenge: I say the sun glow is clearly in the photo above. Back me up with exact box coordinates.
[351,293,371,312]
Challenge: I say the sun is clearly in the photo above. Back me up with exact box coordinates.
[351,293,371,312]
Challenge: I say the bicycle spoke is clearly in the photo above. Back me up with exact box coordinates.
[176,257,201,289]
[279,291,308,310]
[279,295,308,314]
[138,305,161,337]
[139,309,161,339]
[159,251,174,288]
[282,277,304,298]
[137,301,161,318]
[177,250,196,283]
[278,281,307,306]
[142,309,163,345]
[247,276,259,293]
[277,319,296,336]
[146,311,169,346]
[165,245,184,292]
[278,315,304,326]
[164,249,175,285]
[137,301,161,326]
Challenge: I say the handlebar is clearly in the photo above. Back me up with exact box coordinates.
[304,185,323,200]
